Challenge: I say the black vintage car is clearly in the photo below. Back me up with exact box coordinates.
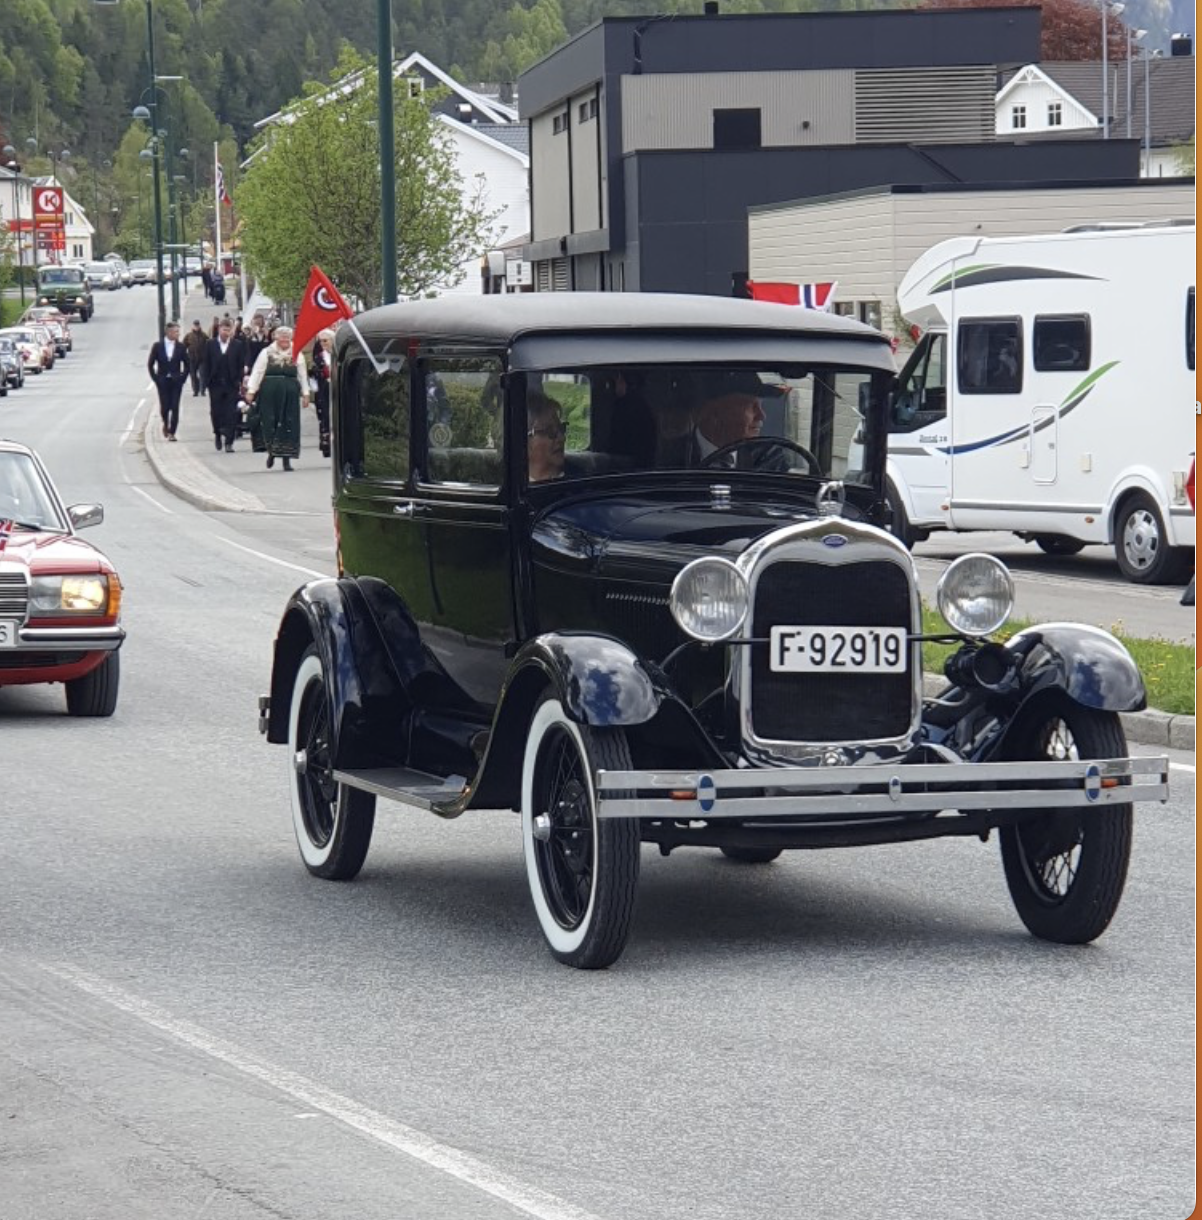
[259,295,1167,969]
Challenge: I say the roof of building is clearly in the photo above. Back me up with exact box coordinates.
[1001,56,1196,145]
[473,123,530,156]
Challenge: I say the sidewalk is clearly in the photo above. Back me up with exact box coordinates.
[143,285,332,515]
[142,288,1193,753]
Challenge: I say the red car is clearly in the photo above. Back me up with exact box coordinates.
[0,441,124,715]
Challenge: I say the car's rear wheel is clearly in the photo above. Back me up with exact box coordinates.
[999,697,1132,944]
[65,653,120,717]
[288,647,375,879]
[1113,492,1192,584]
[720,846,783,863]
[522,696,640,969]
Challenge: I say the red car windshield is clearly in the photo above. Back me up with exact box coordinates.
[0,452,65,531]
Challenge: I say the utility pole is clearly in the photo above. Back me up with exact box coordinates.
[378,0,397,304]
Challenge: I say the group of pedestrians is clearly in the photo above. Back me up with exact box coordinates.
[147,312,334,470]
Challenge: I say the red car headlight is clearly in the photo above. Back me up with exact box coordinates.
[29,574,111,615]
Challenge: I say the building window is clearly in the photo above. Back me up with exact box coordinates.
[1047,102,1063,127]
[578,98,599,123]
[858,301,882,331]
[713,108,762,150]
[1033,315,1090,371]
[552,112,569,135]
[834,302,856,318]
[1011,105,1027,130]
[405,77,423,99]
[958,317,1023,395]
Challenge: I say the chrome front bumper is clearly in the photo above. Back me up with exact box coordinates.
[8,625,125,652]
[595,757,1168,820]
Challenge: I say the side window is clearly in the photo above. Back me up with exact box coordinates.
[1188,289,1195,372]
[1033,315,1091,372]
[958,318,1023,395]
[339,357,410,483]
[424,357,504,487]
[891,332,947,431]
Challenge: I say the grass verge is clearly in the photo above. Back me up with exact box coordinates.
[921,606,1196,716]
[0,298,25,326]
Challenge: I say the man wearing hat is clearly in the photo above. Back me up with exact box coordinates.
[659,369,790,472]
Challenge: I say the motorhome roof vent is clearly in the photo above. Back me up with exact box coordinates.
[1170,33,1191,56]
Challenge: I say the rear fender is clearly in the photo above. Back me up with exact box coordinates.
[265,578,411,769]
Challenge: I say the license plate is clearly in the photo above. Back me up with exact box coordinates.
[769,625,907,673]
[0,621,18,648]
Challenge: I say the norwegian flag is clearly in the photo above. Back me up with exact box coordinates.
[748,280,837,311]
[0,519,13,552]
[215,163,232,206]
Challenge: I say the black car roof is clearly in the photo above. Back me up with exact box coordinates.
[348,292,890,354]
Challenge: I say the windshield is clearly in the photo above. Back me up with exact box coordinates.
[86,264,111,275]
[523,364,881,486]
[39,268,84,285]
[0,451,64,531]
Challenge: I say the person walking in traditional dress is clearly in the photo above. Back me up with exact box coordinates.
[244,325,309,471]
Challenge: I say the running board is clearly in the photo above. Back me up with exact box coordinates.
[334,766,468,810]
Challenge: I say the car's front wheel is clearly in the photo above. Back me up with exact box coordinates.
[65,653,119,717]
[288,647,375,880]
[999,697,1132,944]
[522,696,640,968]
[1113,492,1191,584]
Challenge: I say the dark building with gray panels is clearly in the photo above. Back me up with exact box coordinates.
[518,7,1143,296]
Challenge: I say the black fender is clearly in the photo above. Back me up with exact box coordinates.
[463,632,725,812]
[1005,623,1147,713]
[265,577,411,769]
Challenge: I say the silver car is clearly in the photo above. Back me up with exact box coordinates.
[84,262,119,292]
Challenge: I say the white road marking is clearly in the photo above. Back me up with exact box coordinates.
[126,484,174,514]
[119,399,146,449]
[1170,762,1195,774]
[216,536,328,580]
[40,964,605,1220]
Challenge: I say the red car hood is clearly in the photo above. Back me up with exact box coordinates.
[0,531,110,575]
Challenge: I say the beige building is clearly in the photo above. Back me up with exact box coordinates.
[747,179,1195,342]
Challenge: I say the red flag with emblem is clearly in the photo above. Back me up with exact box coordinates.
[293,266,354,354]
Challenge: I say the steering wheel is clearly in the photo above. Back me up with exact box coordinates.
[699,436,821,476]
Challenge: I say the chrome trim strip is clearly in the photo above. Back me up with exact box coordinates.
[950,499,1103,514]
[16,626,124,649]
[595,756,1168,820]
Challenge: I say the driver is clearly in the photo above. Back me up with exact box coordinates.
[661,370,790,472]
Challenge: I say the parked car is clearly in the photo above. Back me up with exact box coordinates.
[23,308,71,356]
[0,328,51,374]
[27,325,57,370]
[84,261,120,292]
[257,295,1167,969]
[128,259,158,286]
[0,337,25,390]
[0,440,124,715]
[35,265,93,321]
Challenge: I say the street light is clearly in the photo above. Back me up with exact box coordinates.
[1126,27,1148,139]
[1100,1,1124,139]
[2,144,29,304]
[136,123,167,336]
[378,0,397,304]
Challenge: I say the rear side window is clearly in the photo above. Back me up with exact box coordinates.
[1033,315,1091,372]
[958,318,1022,395]
[339,358,410,483]
[423,357,504,488]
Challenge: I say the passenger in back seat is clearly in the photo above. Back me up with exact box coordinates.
[527,393,567,483]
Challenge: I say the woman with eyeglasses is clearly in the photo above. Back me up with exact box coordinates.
[527,392,566,483]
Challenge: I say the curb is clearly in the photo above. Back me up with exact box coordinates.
[142,407,268,514]
[921,673,1194,751]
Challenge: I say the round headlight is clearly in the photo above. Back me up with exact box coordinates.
[670,557,748,642]
[936,553,1014,638]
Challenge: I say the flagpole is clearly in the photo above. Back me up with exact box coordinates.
[343,317,388,376]
[213,141,223,285]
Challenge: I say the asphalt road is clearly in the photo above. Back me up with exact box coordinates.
[0,287,1194,1220]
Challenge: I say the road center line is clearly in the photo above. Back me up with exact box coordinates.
[119,399,146,449]
[216,535,329,579]
[40,964,605,1220]
[126,483,174,514]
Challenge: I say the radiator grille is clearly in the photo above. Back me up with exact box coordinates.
[0,572,29,621]
[750,559,913,743]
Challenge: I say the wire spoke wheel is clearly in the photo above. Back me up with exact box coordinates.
[522,697,640,968]
[1000,697,1133,944]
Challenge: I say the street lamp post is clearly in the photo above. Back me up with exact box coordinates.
[377,0,397,304]
[1126,28,1147,139]
[2,145,28,305]
[137,133,167,336]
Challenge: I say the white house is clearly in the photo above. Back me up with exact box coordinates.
[996,48,1196,178]
[0,170,95,268]
[253,50,530,297]
[33,177,96,263]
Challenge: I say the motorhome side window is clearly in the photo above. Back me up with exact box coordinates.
[1033,315,1091,373]
[957,318,1022,395]
[1187,289,1195,372]
[340,357,410,482]
[423,357,505,488]
[891,332,947,430]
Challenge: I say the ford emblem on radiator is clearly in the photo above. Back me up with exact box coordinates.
[822,534,849,548]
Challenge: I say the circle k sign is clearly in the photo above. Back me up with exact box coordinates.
[35,187,64,215]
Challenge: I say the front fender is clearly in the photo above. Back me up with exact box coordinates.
[1006,622,1147,713]
[265,577,410,769]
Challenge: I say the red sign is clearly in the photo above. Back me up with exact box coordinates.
[34,187,63,217]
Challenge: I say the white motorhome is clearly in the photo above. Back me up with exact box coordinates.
[887,224,1195,583]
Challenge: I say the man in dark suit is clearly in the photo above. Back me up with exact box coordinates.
[146,321,190,441]
[203,318,246,453]
[658,369,790,472]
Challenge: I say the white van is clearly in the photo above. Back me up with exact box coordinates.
[887,224,1196,584]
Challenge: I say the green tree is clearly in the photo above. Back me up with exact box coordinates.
[236,49,495,309]
[1174,134,1194,176]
